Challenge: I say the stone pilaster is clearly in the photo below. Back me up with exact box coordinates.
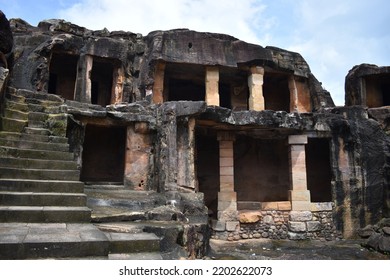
[288,135,311,211]
[205,66,219,106]
[248,66,264,111]
[216,132,238,228]
[152,61,166,104]
[111,66,124,105]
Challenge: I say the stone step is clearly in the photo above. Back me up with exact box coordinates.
[0,137,69,152]
[28,111,49,122]
[0,145,74,160]
[0,157,78,170]
[0,191,87,206]
[0,167,80,181]
[25,97,63,107]
[0,206,91,223]
[0,117,27,133]
[108,252,163,260]
[3,108,28,121]
[0,131,68,144]
[0,222,162,259]
[27,120,46,128]
[103,232,161,254]
[23,127,51,135]
[0,179,84,193]
[26,103,63,114]
[4,100,63,114]
[9,88,64,103]
[0,223,108,259]
[6,93,64,107]
[4,99,28,112]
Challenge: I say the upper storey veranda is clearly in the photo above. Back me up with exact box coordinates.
[7,18,334,112]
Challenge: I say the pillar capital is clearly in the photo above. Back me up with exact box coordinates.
[205,66,219,79]
[217,131,236,142]
[288,135,308,145]
[249,66,264,75]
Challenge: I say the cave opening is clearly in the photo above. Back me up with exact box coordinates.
[90,59,115,106]
[48,52,78,100]
[196,130,219,219]
[234,136,290,203]
[365,74,390,108]
[306,138,332,202]
[81,124,126,184]
[263,72,290,112]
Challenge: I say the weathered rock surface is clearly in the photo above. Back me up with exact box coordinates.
[360,218,390,254]
[0,11,13,54]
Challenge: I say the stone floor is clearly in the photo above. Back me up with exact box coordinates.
[2,222,389,260]
[0,222,161,259]
[208,239,390,260]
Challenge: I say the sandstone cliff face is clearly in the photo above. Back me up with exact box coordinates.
[1,14,389,241]
[0,11,12,55]
[0,11,12,97]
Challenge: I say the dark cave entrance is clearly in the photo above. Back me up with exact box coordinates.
[234,136,290,202]
[90,59,115,106]
[263,72,290,112]
[196,130,219,219]
[81,124,126,184]
[306,138,332,202]
[48,52,78,100]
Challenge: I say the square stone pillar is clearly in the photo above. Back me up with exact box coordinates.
[74,54,93,103]
[289,75,298,113]
[124,123,152,190]
[205,66,219,106]
[152,61,166,104]
[248,66,264,111]
[177,118,197,190]
[216,132,238,227]
[288,135,311,211]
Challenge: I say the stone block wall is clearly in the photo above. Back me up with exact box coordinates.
[211,208,342,241]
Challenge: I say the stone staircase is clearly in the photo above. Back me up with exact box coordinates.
[0,88,163,259]
[0,87,90,222]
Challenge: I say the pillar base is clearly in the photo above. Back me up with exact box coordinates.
[291,201,312,211]
[289,190,311,201]
[217,210,238,221]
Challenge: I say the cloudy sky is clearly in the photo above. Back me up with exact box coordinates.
[1,0,389,105]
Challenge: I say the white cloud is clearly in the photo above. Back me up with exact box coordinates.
[277,0,390,105]
[59,0,268,44]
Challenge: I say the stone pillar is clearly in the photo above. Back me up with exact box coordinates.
[288,135,311,211]
[111,66,124,105]
[74,54,93,103]
[248,66,264,111]
[152,61,165,104]
[157,103,177,192]
[289,75,298,113]
[124,123,152,190]
[205,66,219,106]
[177,118,197,190]
[216,132,238,231]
